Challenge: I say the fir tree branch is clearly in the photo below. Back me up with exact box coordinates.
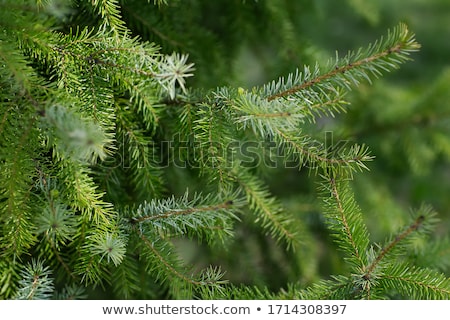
[266,23,420,101]
[127,191,240,243]
[15,260,54,300]
[320,176,370,270]
[51,244,75,280]
[330,178,365,265]
[4,0,447,300]
[113,111,165,200]
[136,230,203,286]
[216,86,373,174]
[131,200,234,223]
[379,264,450,299]
[75,224,124,285]
[91,0,126,33]
[90,232,127,266]
[232,167,300,249]
[198,283,273,300]
[133,228,227,298]
[110,255,141,299]
[53,284,87,300]
[41,104,111,164]
[59,162,115,225]
[296,275,357,300]
[365,216,425,277]
[191,102,235,188]
[275,128,373,174]
[0,102,39,257]
[34,176,77,279]
[364,214,426,277]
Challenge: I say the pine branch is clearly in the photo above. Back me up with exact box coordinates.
[191,102,235,187]
[127,191,240,244]
[133,229,226,299]
[363,205,438,279]
[214,88,373,175]
[90,0,126,33]
[90,232,127,266]
[15,260,54,300]
[379,264,450,299]
[0,104,39,258]
[234,83,349,126]
[111,108,165,201]
[296,275,357,300]
[198,282,274,300]
[74,226,119,286]
[124,191,240,297]
[110,255,141,299]
[0,34,46,95]
[4,0,447,301]
[365,216,424,276]
[232,166,301,249]
[320,176,370,270]
[265,23,420,101]
[60,162,115,225]
[274,128,373,175]
[34,176,78,249]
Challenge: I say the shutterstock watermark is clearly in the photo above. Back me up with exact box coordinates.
[104,131,354,170]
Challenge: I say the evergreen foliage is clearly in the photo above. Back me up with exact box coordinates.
[1,0,449,300]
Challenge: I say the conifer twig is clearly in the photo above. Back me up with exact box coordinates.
[131,200,233,223]
[329,178,365,267]
[364,215,425,278]
[267,47,399,101]
[266,23,420,102]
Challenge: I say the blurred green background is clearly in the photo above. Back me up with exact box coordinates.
[122,0,450,292]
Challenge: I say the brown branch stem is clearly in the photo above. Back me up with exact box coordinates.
[364,215,425,277]
[267,44,402,102]
[329,178,364,266]
[132,200,233,223]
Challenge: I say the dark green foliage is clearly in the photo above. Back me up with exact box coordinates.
[1,0,449,300]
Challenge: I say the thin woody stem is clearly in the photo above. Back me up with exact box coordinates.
[364,215,425,277]
[267,44,402,102]
[135,228,205,286]
[329,177,365,267]
[131,200,233,223]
